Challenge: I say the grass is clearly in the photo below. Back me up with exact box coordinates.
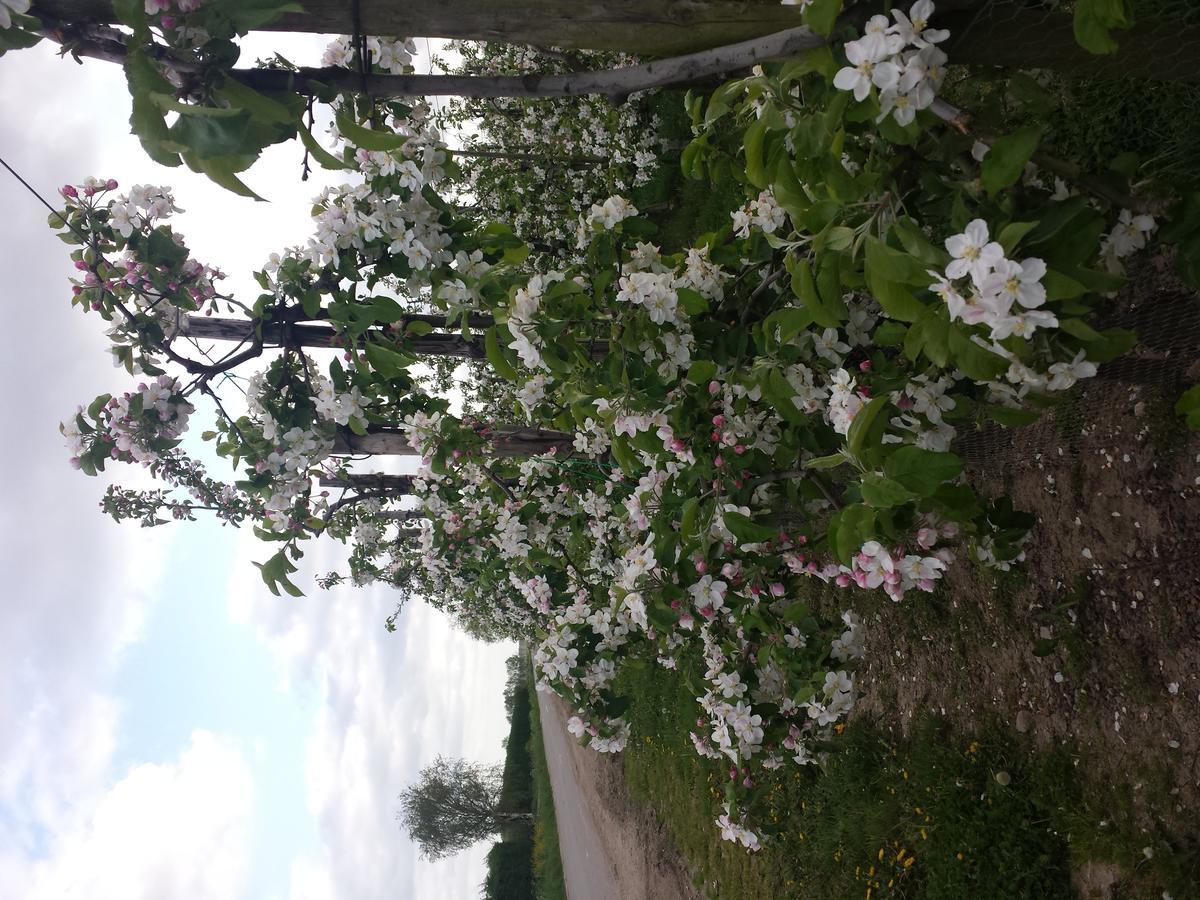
[616,649,1198,899]
[526,655,567,900]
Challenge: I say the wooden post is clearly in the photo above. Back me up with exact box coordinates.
[183,315,609,359]
[185,315,489,360]
[32,0,808,56]
[331,426,574,457]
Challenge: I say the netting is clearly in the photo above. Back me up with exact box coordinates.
[957,259,1200,472]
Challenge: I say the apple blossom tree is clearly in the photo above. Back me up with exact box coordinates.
[4,0,1199,849]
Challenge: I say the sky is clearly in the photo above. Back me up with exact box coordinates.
[0,31,516,900]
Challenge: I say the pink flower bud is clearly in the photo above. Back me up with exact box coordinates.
[160,15,175,28]
[694,560,707,574]
[714,455,725,467]
[712,414,725,427]
[700,606,714,618]
[770,582,785,597]
[74,259,89,271]
[105,178,118,190]
[670,438,686,452]
[858,359,872,372]
[734,444,746,455]
[896,395,914,410]
[708,381,720,395]
[669,598,681,609]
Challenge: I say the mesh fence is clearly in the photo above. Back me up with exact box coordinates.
[956,261,1200,472]
[935,1,1198,76]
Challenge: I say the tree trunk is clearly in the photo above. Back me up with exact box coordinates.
[332,426,574,457]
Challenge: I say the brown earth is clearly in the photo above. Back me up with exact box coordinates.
[854,260,1200,892]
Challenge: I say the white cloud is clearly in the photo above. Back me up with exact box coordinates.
[226,529,515,899]
[6,730,254,900]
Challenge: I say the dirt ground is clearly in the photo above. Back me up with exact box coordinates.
[855,262,1200,888]
[543,692,701,900]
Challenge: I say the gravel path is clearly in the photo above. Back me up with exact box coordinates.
[537,690,700,900]
[537,689,624,900]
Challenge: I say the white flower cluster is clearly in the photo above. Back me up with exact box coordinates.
[322,35,417,75]
[932,218,1057,341]
[575,195,638,248]
[309,106,451,273]
[833,0,949,126]
[441,42,667,262]
[398,409,444,458]
[63,375,194,468]
[0,0,31,30]
[716,803,762,851]
[731,189,787,238]
[1100,209,1157,270]
[242,368,367,533]
[108,183,178,238]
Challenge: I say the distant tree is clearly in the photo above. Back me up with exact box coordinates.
[397,756,531,859]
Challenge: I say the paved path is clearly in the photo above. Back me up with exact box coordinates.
[536,690,624,900]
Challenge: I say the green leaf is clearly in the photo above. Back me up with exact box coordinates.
[677,288,709,315]
[1058,317,1103,341]
[687,360,717,384]
[804,0,843,36]
[846,394,888,458]
[765,368,807,424]
[1074,0,1132,54]
[334,110,407,151]
[405,320,435,337]
[215,77,299,124]
[484,327,519,382]
[723,511,778,545]
[743,117,769,189]
[363,341,411,380]
[1176,384,1200,430]
[988,406,1042,427]
[980,127,1043,195]
[947,325,1009,380]
[805,452,846,470]
[185,154,265,201]
[998,221,1039,255]
[170,112,252,157]
[226,0,305,33]
[791,259,841,329]
[1043,270,1088,301]
[150,93,244,118]
[299,122,350,170]
[860,474,917,508]
[883,446,963,495]
[255,549,304,597]
[679,497,700,540]
[830,504,874,565]
[704,79,746,125]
